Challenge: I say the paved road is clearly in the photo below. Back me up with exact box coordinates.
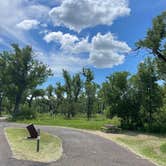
[0,122,156,166]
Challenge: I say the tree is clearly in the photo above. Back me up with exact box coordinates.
[136,11,166,82]
[27,89,45,108]
[136,58,163,130]
[83,68,96,120]
[62,70,82,118]
[55,82,64,115]
[6,44,51,116]
[46,85,55,114]
[0,52,9,115]
[137,11,166,62]
[102,72,131,127]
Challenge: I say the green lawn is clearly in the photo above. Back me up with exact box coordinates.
[5,128,62,163]
[16,114,115,130]
[91,131,166,166]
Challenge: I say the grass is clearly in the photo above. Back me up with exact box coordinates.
[5,128,62,163]
[15,114,114,130]
[90,131,166,166]
[160,143,166,153]
[13,114,166,165]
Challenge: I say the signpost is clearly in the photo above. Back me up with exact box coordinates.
[26,124,41,152]
[37,129,40,152]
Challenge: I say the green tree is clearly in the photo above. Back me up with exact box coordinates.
[46,85,56,115]
[136,58,163,130]
[136,11,166,81]
[0,52,10,115]
[27,89,45,108]
[83,68,96,120]
[6,44,51,116]
[54,82,64,115]
[103,72,131,126]
[62,70,82,118]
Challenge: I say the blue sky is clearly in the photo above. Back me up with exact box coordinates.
[0,0,166,87]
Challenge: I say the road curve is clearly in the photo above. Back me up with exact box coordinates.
[0,122,156,166]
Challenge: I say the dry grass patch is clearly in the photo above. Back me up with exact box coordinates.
[88,131,166,166]
[5,128,63,163]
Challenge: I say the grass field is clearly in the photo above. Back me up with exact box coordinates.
[16,114,117,130]
[90,131,166,166]
[5,128,62,163]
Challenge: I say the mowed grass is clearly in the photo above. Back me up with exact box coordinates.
[91,131,166,166]
[5,128,62,163]
[16,114,113,130]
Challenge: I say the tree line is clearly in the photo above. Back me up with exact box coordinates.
[0,11,166,133]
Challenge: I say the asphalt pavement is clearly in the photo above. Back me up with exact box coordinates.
[0,122,156,166]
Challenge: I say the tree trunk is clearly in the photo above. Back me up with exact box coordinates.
[28,95,34,108]
[153,49,166,62]
[13,93,22,116]
[87,97,91,120]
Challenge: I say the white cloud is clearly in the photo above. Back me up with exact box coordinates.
[0,0,49,44]
[49,0,130,31]
[44,32,131,68]
[44,31,90,54]
[89,51,125,68]
[92,33,131,53]
[89,33,131,68]
[16,19,40,30]
[0,0,131,74]
[44,31,78,44]
[36,51,87,76]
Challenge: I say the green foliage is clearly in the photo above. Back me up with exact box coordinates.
[0,44,51,117]
[152,107,166,133]
[109,116,121,127]
[136,11,166,81]
[13,104,37,120]
[136,12,166,59]
[160,143,166,153]
[83,68,97,120]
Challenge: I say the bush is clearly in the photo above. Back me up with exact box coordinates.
[109,116,121,127]
[13,104,37,120]
[152,108,166,133]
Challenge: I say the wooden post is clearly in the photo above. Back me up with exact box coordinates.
[37,129,40,152]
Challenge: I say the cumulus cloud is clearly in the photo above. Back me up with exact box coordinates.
[0,0,132,74]
[44,31,78,44]
[16,19,40,30]
[89,33,131,68]
[43,32,131,68]
[49,0,130,31]
[89,51,125,68]
[44,31,90,53]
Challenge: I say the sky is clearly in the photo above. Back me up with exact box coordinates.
[0,0,166,87]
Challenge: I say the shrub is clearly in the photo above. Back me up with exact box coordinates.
[110,116,121,127]
[152,108,166,133]
[13,104,37,120]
